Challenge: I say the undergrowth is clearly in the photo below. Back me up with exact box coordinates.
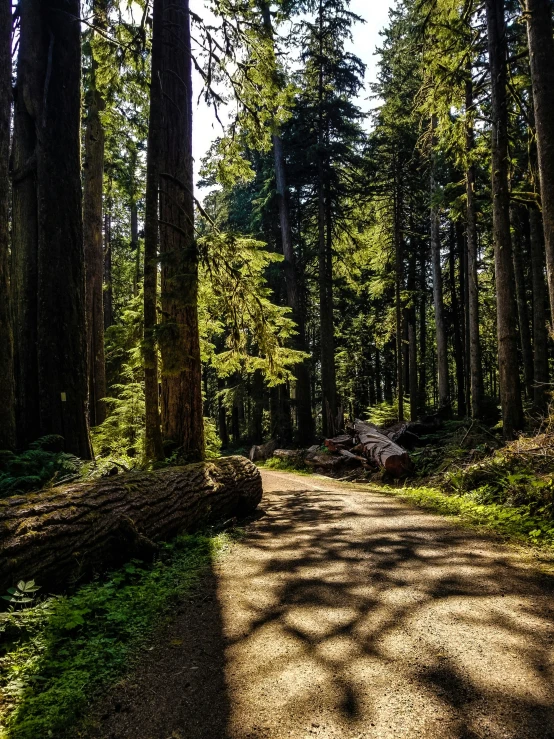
[260,455,309,472]
[0,532,232,739]
[0,437,82,499]
[377,482,554,548]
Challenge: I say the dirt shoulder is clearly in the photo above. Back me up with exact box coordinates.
[84,470,554,739]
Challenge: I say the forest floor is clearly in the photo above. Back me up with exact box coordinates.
[84,469,554,739]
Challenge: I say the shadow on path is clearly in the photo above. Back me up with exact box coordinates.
[86,473,554,739]
[85,565,229,739]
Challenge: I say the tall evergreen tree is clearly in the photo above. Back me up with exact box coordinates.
[485,0,523,437]
[0,0,15,450]
[11,0,91,457]
[157,0,204,460]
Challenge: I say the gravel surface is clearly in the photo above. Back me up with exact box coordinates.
[85,470,554,739]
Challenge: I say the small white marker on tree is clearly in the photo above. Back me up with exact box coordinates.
[60,392,67,402]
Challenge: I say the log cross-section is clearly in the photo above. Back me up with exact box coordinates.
[0,456,262,593]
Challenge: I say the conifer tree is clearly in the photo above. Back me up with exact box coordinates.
[485,0,523,437]
[0,0,15,450]
[11,0,91,457]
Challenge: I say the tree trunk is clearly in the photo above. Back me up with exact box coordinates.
[11,2,41,449]
[511,208,534,399]
[449,224,466,417]
[12,0,91,457]
[0,0,15,450]
[394,168,404,421]
[318,168,336,434]
[529,207,549,411]
[158,0,204,461]
[430,122,449,411]
[418,246,427,412]
[317,2,336,436]
[251,369,264,444]
[103,206,113,330]
[485,0,523,438]
[375,347,383,403]
[466,73,484,419]
[131,199,140,298]
[524,0,554,330]
[407,243,418,421]
[83,10,107,428]
[143,0,165,462]
[0,456,262,593]
[259,1,313,444]
[459,222,471,416]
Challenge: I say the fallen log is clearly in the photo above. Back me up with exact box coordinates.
[273,448,304,461]
[249,438,278,462]
[324,434,354,452]
[338,449,372,467]
[304,453,345,470]
[351,420,413,477]
[382,416,443,449]
[0,456,262,593]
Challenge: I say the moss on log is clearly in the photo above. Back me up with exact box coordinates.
[0,456,262,593]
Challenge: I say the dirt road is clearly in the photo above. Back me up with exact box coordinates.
[89,470,554,739]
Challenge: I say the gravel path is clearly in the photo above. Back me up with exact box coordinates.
[87,470,554,739]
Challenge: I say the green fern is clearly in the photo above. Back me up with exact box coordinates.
[0,444,82,499]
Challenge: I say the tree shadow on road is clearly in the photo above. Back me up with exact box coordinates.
[85,482,554,739]
[223,483,554,738]
[84,564,230,739]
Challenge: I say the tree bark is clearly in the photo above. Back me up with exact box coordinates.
[394,165,404,421]
[12,0,91,457]
[11,1,41,449]
[407,243,418,421]
[485,0,523,438]
[448,224,465,417]
[0,0,15,450]
[131,199,140,298]
[418,245,427,412]
[465,73,484,419]
[317,1,336,436]
[0,456,262,593]
[103,206,113,330]
[158,0,204,461]
[511,208,534,399]
[83,7,107,428]
[143,0,164,462]
[524,0,554,330]
[351,420,413,477]
[430,122,449,411]
[529,207,549,411]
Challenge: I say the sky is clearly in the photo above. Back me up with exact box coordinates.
[190,0,395,190]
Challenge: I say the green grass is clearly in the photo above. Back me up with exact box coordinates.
[374,483,554,548]
[0,532,233,739]
[258,456,310,473]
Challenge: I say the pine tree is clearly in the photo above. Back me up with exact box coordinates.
[11,0,91,457]
[0,0,15,450]
[485,0,523,437]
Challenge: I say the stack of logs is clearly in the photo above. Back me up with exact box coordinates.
[259,419,418,478]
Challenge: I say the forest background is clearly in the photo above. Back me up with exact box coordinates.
[1,0,554,483]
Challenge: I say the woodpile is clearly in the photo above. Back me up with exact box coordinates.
[265,419,416,478]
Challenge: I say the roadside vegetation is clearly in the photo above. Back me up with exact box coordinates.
[0,533,233,739]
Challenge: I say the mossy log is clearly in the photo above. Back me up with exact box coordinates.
[0,456,262,593]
